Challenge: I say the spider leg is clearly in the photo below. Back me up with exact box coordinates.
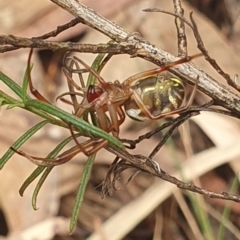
[69,123,108,156]
[73,56,109,89]
[125,53,202,85]
[56,91,85,106]
[106,99,129,136]
[11,145,82,166]
[69,57,86,88]
[116,106,125,126]
[63,53,86,88]
[27,49,51,103]
[11,136,107,167]
[106,102,121,137]
[62,56,91,115]
[69,112,108,157]
[95,104,110,132]
[102,106,126,137]
[108,96,131,135]
[62,67,86,92]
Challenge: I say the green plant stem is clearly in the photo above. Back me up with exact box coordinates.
[25,99,124,149]
[70,154,96,233]
[0,89,68,128]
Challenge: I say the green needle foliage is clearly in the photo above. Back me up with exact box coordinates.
[0,49,123,232]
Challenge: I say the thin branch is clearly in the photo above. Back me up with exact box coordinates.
[173,0,187,56]
[0,35,137,54]
[144,8,240,92]
[49,0,240,117]
[51,0,129,41]
[0,0,239,203]
[120,100,240,150]
[1,1,239,114]
[1,18,81,53]
[106,145,240,203]
[189,13,240,91]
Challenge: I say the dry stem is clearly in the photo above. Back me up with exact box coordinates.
[1,0,240,203]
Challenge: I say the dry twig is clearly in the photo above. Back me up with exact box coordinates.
[1,0,240,203]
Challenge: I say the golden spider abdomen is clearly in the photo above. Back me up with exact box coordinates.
[124,74,185,121]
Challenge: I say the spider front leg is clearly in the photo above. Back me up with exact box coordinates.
[27,49,51,103]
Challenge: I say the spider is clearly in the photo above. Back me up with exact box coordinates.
[11,49,201,166]
[64,52,201,137]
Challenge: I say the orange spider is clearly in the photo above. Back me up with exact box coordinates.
[11,49,201,166]
[64,53,201,137]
